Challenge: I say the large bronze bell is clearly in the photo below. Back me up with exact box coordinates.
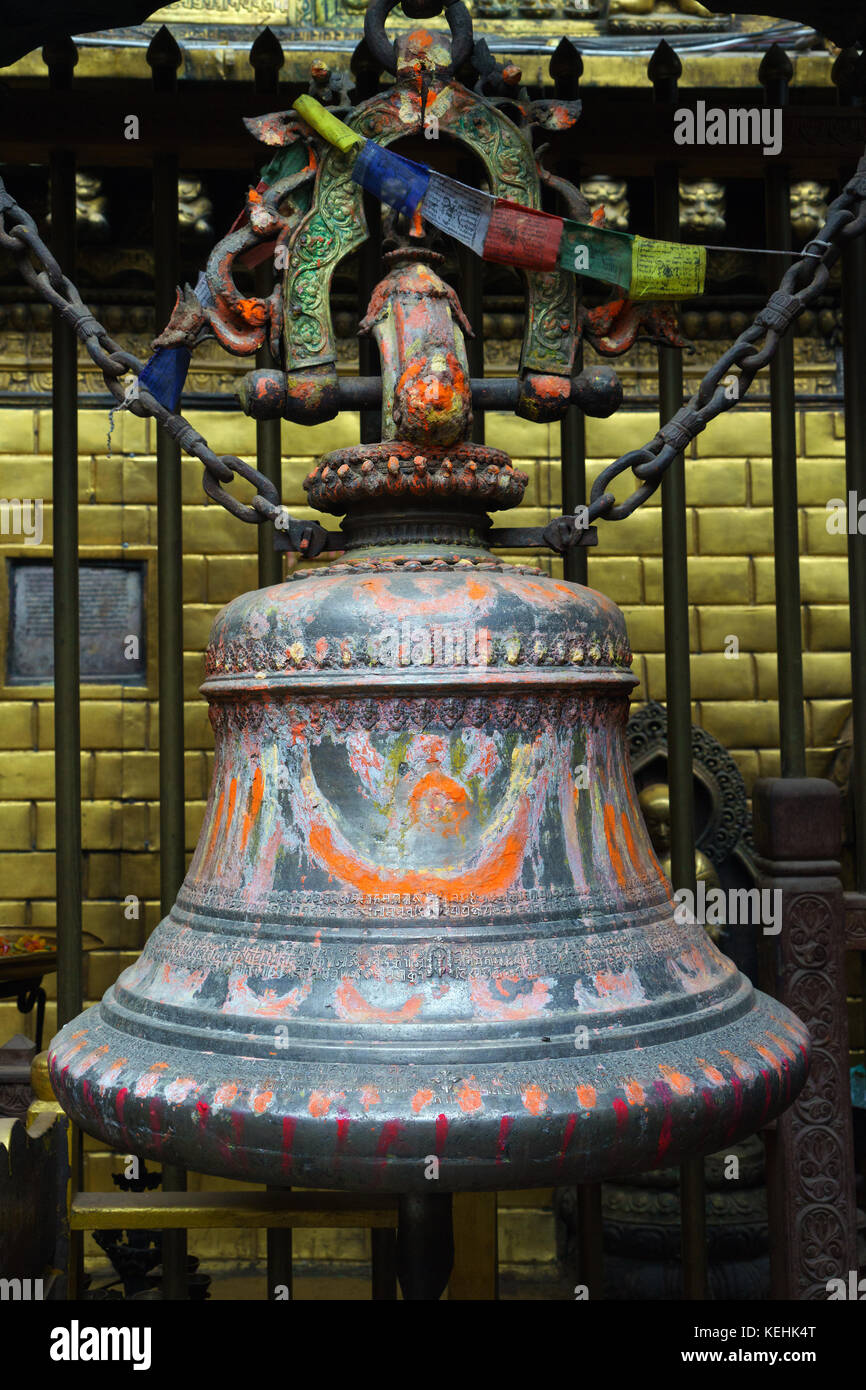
[48,507,810,1187]
[49,14,809,1195]
[48,424,809,1190]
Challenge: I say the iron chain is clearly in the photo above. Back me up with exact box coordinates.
[0,177,330,553]
[577,154,866,534]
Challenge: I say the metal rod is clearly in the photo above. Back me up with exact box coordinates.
[562,384,588,587]
[45,38,85,1301]
[395,1193,454,1300]
[651,42,705,1301]
[458,157,485,450]
[762,47,806,777]
[358,210,382,446]
[370,1228,398,1300]
[255,261,283,589]
[266,1185,293,1300]
[551,43,588,587]
[49,144,82,1031]
[839,55,866,1113]
[153,142,189,1302]
[576,1183,604,1298]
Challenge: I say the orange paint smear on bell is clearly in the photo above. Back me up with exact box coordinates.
[335,979,424,1024]
[658,1063,694,1096]
[456,1080,483,1113]
[412,1088,434,1113]
[623,1079,645,1106]
[408,771,469,834]
[766,1029,797,1059]
[240,766,265,853]
[225,777,238,833]
[620,811,643,878]
[470,976,551,1021]
[206,788,226,862]
[594,970,638,1001]
[360,1085,382,1110]
[698,1060,725,1085]
[214,1082,239,1106]
[719,1049,754,1080]
[603,802,628,888]
[522,1083,549,1116]
[252,1090,274,1114]
[307,808,527,900]
[308,1090,331,1117]
[576,1084,597,1109]
[753,1042,784,1079]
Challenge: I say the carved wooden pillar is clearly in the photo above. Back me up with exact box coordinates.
[752,778,858,1299]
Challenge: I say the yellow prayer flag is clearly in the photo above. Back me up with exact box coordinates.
[292,95,363,154]
[629,236,706,301]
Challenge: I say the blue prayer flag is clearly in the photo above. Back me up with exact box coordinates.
[351,142,430,218]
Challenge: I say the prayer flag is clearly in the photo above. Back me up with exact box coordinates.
[350,141,430,218]
[481,199,564,272]
[289,96,706,299]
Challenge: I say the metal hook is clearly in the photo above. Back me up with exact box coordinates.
[363,0,473,77]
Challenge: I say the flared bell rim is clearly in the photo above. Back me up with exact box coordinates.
[48,988,810,1193]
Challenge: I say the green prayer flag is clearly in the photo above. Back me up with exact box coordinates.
[559,220,633,290]
[559,220,706,300]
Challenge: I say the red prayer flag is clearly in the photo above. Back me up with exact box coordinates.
[482,199,564,272]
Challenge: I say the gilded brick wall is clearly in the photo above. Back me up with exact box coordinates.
[0,398,858,1259]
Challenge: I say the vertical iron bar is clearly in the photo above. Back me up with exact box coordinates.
[458,155,484,448]
[371,1228,398,1300]
[45,36,83,1302]
[251,36,295,1296]
[650,41,705,1301]
[252,29,285,593]
[46,48,82,1033]
[561,390,587,586]
[149,26,187,1300]
[352,41,382,448]
[576,1183,604,1299]
[255,261,283,589]
[838,48,866,1133]
[551,41,587,586]
[266,1186,293,1300]
[761,46,806,777]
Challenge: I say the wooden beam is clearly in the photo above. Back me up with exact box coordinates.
[70,1190,399,1230]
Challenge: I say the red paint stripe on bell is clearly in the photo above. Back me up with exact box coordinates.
[722,1070,743,1142]
[336,1112,351,1152]
[612,1096,629,1132]
[496,1114,513,1163]
[376,1119,402,1161]
[558,1112,577,1169]
[149,1098,163,1153]
[651,1081,673,1163]
[115,1086,128,1127]
[435,1113,448,1156]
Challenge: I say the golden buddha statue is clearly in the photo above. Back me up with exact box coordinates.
[639,782,723,942]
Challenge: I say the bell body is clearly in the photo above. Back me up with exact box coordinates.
[49,531,810,1190]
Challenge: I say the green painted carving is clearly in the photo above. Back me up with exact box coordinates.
[283,80,577,377]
